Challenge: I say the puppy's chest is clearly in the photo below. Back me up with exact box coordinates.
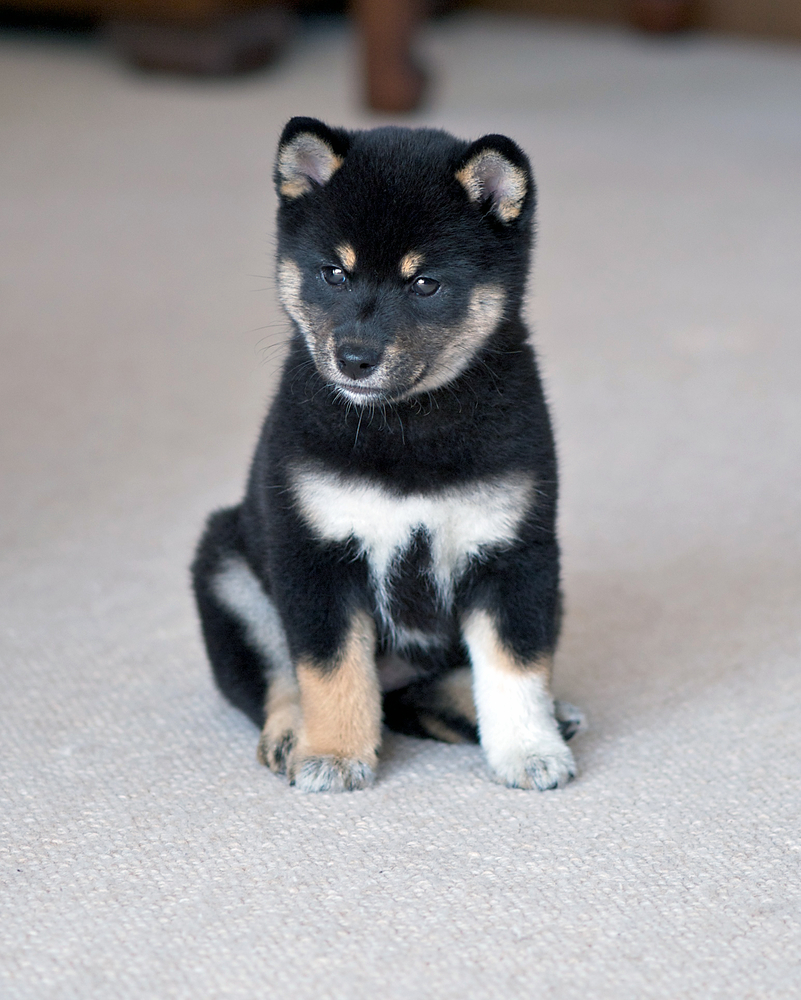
[290,465,534,631]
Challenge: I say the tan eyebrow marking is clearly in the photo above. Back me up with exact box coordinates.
[399,251,424,280]
[336,244,357,272]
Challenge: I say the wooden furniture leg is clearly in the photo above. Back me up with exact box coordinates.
[351,0,425,113]
[630,0,695,33]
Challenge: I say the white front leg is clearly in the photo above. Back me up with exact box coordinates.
[463,609,575,790]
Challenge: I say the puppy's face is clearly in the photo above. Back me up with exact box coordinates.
[274,120,534,406]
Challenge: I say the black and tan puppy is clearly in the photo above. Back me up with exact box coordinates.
[192,117,584,793]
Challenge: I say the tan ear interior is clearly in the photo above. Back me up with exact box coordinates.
[277,132,343,199]
[455,149,527,223]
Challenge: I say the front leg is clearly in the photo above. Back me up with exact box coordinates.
[462,608,575,790]
[288,609,382,793]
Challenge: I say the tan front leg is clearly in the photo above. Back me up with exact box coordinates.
[289,611,382,793]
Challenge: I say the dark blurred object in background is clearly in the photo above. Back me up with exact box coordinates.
[629,0,694,33]
[103,6,293,76]
[2,0,800,114]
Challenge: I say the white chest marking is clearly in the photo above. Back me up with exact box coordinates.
[290,465,535,628]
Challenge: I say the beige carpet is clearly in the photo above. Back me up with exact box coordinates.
[2,14,800,999]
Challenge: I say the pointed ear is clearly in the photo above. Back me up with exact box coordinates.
[275,117,350,200]
[455,135,533,224]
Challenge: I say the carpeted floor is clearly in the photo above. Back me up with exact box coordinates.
[2,14,800,999]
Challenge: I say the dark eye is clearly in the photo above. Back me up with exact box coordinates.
[321,266,347,286]
[411,276,440,297]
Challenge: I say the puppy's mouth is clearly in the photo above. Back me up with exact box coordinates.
[331,358,440,406]
[324,358,428,406]
[331,365,436,405]
[335,382,385,402]
[332,379,400,406]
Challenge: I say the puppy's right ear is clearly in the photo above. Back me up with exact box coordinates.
[275,117,351,200]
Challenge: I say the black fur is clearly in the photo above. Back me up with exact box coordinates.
[192,119,580,791]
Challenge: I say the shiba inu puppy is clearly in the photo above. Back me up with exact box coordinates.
[192,117,584,793]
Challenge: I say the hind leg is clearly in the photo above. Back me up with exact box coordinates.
[193,507,270,725]
[383,666,479,744]
[256,672,302,774]
[193,506,302,771]
[554,700,587,742]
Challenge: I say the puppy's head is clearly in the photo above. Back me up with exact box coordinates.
[274,117,535,406]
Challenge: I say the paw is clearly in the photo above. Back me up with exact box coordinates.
[257,728,296,775]
[289,755,376,793]
[554,700,587,742]
[489,741,576,791]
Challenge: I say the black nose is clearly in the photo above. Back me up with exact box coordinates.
[336,343,382,381]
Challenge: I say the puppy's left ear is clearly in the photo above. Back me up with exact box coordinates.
[275,117,351,200]
[455,135,534,224]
